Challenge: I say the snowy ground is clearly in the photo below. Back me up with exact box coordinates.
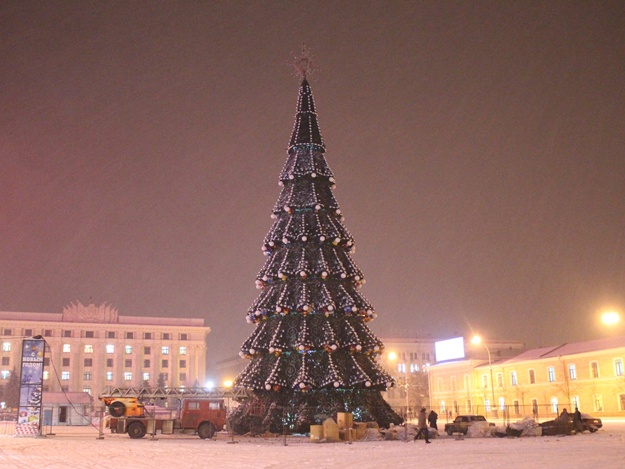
[1,420,625,468]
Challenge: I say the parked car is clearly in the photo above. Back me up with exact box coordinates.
[539,413,602,435]
[579,413,603,432]
[445,415,493,435]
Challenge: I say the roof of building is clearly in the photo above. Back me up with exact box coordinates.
[0,309,207,328]
[42,392,93,405]
[501,335,625,364]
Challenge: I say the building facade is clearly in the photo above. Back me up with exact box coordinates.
[377,337,438,419]
[429,336,625,419]
[379,337,524,419]
[0,302,210,398]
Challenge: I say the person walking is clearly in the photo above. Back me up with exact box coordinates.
[414,407,431,443]
[428,410,438,430]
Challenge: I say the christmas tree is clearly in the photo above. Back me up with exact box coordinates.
[231,49,402,435]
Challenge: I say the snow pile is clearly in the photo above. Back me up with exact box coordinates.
[466,421,494,438]
[508,417,542,437]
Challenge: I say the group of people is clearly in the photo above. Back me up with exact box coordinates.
[559,407,584,432]
[413,408,439,444]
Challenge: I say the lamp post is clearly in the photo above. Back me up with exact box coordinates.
[471,335,496,418]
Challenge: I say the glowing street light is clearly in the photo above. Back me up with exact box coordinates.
[471,335,497,417]
[601,311,620,327]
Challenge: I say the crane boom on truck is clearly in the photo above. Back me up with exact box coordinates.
[98,386,251,439]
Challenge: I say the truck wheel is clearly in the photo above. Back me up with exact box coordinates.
[109,401,126,418]
[198,422,215,439]
[127,421,146,439]
[446,428,453,436]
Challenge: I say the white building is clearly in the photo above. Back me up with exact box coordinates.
[0,302,210,397]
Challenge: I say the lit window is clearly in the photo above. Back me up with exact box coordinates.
[84,345,94,353]
[124,372,132,381]
[572,396,579,409]
[0,370,10,379]
[511,371,518,386]
[83,386,91,394]
[548,367,555,382]
[106,372,113,381]
[440,401,446,412]
[125,345,133,354]
[615,358,624,376]
[84,372,92,381]
[106,344,115,354]
[63,344,71,353]
[410,363,419,372]
[161,346,169,355]
[61,371,70,380]
[179,346,187,356]
[43,371,49,380]
[485,399,491,411]
[569,364,577,380]
[551,397,558,413]
[143,372,150,381]
[2,342,11,352]
[499,397,505,410]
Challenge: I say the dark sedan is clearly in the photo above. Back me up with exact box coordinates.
[539,413,602,435]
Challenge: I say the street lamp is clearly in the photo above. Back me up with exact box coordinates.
[601,310,620,327]
[471,335,496,418]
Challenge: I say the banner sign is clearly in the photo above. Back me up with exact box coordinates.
[17,338,45,435]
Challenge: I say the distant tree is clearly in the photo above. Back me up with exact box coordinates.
[2,368,20,409]
[157,373,167,389]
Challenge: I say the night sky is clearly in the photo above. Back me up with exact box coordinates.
[2,1,625,368]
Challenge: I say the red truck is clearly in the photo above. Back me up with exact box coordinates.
[102,396,227,439]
